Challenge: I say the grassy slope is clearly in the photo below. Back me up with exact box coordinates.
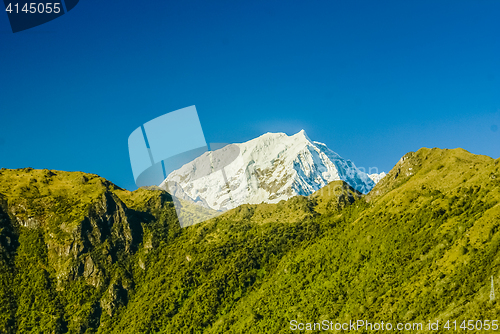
[0,168,112,334]
[0,147,499,333]
[108,148,500,334]
[102,183,358,333]
[201,148,500,333]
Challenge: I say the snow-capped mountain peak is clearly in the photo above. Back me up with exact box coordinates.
[368,172,387,184]
[160,130,378,212]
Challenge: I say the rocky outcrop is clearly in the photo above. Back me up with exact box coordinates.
[100,280,128,317]
[45,191,147,288]
[82,191,143,254]
[0,169,179,332]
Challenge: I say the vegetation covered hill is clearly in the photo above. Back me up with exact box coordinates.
[0,147,499,333]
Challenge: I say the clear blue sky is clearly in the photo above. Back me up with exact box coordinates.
[1,0,499,190]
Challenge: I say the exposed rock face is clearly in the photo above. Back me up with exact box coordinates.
[0,149,498,333]
[83,191,143,254]
[9,200,42,228]
[0,169,174,332]
[44,191,147,288]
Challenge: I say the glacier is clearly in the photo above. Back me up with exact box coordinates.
[160,130,382,212]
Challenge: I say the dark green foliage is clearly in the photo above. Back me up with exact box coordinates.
[0,194,17,334]
[14,229,66,333]
[0,148,500,333]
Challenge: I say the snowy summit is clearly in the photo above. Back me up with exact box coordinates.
[160,130,381,211]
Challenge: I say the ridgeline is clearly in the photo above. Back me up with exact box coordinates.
[0,147,499,333]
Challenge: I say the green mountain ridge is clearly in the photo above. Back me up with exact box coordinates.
[0,147,499,333]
